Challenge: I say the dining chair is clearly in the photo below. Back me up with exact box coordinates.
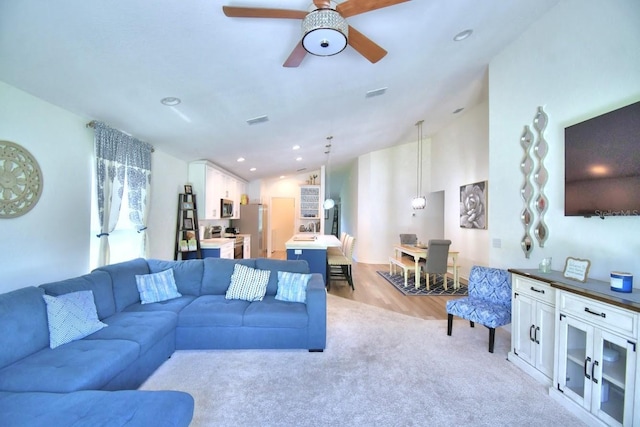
[327,235,355,291]
[445,265,512,353]
[419,239,451,290]
[399,234,418,261]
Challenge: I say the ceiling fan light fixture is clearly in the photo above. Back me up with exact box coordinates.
[302,8,348,56]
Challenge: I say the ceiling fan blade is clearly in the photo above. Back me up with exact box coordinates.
[347,26,387,63]
[283,41,307,68]
[337,0,410,18]
[222,6,307,19]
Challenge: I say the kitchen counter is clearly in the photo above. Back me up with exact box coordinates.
[509,268,640,313]
[285,234,341,249]
[200,238,235,249]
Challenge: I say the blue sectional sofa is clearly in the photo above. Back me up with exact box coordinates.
[0,257,326,426]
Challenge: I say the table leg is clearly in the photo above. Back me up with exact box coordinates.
[414,255,421,289]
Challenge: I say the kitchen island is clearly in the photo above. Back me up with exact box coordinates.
[198,238,234,259]
[285,234,341,284]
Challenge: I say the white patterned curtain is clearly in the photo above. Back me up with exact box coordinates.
[94,121,152,266]
[126,140,153,258]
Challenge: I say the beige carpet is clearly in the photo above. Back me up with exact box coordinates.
[141,295,584,426]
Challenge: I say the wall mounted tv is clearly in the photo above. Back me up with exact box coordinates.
[564,100,640,218]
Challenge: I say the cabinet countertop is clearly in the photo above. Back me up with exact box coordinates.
[200,238,235,249]
[285,234,341,250]
[510,268,640,313]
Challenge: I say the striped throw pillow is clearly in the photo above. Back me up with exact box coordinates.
[275,271,312,303]
[225,264,271,302]
[135,268,182,304]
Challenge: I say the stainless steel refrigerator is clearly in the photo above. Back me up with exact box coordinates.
[232,204,267,258]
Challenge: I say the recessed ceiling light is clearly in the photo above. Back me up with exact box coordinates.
[280,175,286,179]
[237,157,245,162]
[292,145,301,150]
[160,97,181,106]
[453,107,464,114]
[296,156,302,161]
[250,167,257,172]
[453,29,473,42]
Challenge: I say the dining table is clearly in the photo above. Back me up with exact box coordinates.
[393,244,460,289]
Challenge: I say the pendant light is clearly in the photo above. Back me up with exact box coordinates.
[412,120,427,209]
[323,136,335,210]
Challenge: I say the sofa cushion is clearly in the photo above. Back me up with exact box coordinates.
[254,259,310,295]
[42,291,107,349]
[40,270,116,319]
[93,258,150,312]
[178,295,249,327]
[123,295,197,314]
[0,339,139,392]
[243,296,308,328]
[201,258,256,295]
[147,259,203,296]
[225,264,270,302]
[0,287,49,370]
[275,271,312,303]
[84,311,177,354]
[0,389,194,427]
[136,269,182,304]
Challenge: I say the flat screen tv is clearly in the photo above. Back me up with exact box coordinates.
[564,101,640,218]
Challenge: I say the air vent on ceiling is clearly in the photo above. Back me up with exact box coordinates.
[246,115,269,125]
[365,87,387,98]
[297,168,307,172]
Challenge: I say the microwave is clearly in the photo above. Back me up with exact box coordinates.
[220,199,234,218]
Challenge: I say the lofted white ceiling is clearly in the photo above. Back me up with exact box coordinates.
[0,0,560,181]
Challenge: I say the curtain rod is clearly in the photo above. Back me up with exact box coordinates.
[86,120,155,152]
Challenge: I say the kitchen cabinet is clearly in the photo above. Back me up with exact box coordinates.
[555,291,637,426]
[188,161,246,220]
[509,274,556,385]
[201,241,234,259]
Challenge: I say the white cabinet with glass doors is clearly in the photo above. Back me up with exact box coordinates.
[554,291,637,426]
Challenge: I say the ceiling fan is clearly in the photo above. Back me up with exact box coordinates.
[222,0,410,67]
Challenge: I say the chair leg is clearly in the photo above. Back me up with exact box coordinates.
[447,314,453,336]
[470,321,474,328]
[344,265,354,290]
[488,328,495,353]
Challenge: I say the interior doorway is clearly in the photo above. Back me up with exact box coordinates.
[270,197,295,254]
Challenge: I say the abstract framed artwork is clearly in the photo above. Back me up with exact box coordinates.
[460,181,487,229]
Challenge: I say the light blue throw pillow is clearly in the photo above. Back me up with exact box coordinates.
[225,264,271,302]
[135,269,182,304]
[275,271,312,303]
[42,290,107,349]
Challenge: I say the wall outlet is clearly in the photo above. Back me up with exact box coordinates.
[294,249,302,255]
[492,238,502,248]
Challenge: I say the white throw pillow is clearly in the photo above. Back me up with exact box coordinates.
[42,290,107,349]
[275,271,312,303]
[135,269,182,304]
[225,264,271,302]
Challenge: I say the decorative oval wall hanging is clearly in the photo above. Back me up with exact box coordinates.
[0,140,43,218]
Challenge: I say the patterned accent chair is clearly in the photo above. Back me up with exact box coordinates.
[445,265,511,353]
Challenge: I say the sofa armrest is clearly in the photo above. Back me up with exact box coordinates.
[305,273,326,351]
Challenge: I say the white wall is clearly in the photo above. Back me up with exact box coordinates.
[0,81,93,291]
[146,150,189,260]
[0,81,190,293]
[431,100,490,277]
[488,0,640,281]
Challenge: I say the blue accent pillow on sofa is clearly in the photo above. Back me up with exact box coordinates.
[275,271,312,303]
[42,290,107,349]
[135,269,182,304]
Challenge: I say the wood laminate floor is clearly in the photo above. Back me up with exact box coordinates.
[271,251,461,320]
